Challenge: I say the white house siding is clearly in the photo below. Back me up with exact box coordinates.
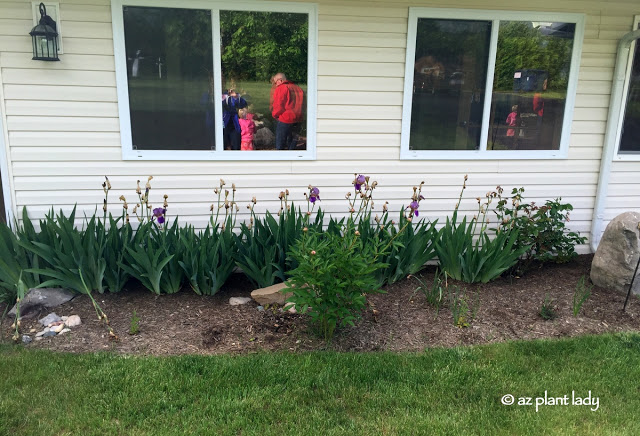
[0,0,639,252]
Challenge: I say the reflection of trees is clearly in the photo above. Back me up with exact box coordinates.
[220,11,308,83]
[494,22,574,91]
[164,10,213,78]
[415,19,491,91]
[125,7,213,79]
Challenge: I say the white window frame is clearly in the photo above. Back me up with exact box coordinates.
[111,0,318,161]
[614,15,640,161]
[400,8,584,160]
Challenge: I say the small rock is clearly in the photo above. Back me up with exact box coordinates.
[59,328,71,335]
[65,315,81,328]
[284,302,297,314]
[36,328,50,337]
[39,313,61,326]
[229,297,252,306]
[51,324,65,333]
[29,328,36,333]
[61,316,69,321]
[42,330,57,337]
[35,336,43,341]
[257,306,264,312]
[22,335,32,344]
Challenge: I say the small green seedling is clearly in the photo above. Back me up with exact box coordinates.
[129,310,140,335]
[540,294,557,320]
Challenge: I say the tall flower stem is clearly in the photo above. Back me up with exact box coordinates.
[79,268,118,340]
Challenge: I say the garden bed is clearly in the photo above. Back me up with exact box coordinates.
[2,254,639,355]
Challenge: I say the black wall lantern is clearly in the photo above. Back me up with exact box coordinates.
[29,3,60,61]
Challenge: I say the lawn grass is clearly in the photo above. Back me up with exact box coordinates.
[1,333,640,435]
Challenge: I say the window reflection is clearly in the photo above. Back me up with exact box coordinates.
[619,25,640,154]
[220,11,308,151]
[409,19,492,151]
[487,21,575,151]
[123,7,214,151]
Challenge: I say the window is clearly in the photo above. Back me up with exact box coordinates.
[401,9,584,160]
[616,17,640,159]
[112,0,317,160]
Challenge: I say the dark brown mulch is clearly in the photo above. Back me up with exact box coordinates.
[2,254,640,355]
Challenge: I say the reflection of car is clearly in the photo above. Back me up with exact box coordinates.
[449,72,464,86]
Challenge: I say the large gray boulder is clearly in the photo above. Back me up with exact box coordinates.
[591,211,640,294]
[8,288,76,319]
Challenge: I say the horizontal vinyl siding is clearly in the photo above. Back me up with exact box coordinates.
[606,161,640,223]
[2,0,640,254]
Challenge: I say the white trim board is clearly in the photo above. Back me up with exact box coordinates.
[0,102,13,225]
[111,0,318,161]
[400,7,585,161]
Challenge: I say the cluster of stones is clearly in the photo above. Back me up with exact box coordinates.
[228,282,298,313]
[22,312,82,344]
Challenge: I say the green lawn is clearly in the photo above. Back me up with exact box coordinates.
[2,333,640,435]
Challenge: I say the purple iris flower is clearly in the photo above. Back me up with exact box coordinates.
[309,187,320,203]
[153,207,166,224]
[409,200,419,217]
[354,174,366,190]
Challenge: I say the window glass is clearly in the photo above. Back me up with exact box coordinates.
[410,19,491,150]
[123,6,214,150]
[619,26,640,154]
[219,11,308,151]
[487,21,575,151]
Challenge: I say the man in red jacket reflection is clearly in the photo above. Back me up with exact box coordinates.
[270,73,304,150]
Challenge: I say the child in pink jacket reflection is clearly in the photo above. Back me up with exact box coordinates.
[238,108,256,151]
[506,105,518,137]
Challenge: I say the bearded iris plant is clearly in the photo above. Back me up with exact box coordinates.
[404,182,426,219]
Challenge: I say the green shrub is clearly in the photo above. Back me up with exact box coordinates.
[286,224,387,342]
[286,180,415,342]
[494,187,587,274]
